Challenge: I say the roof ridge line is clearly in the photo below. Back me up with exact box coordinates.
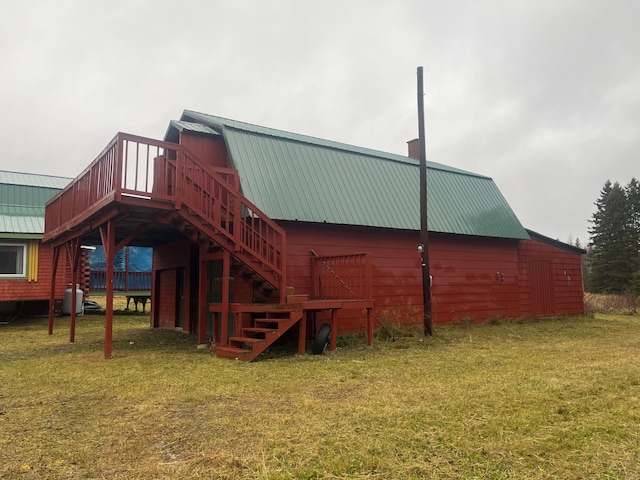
[0,170,72,180]
[181,110,490,179]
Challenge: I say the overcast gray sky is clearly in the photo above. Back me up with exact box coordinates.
[1,0,638,245]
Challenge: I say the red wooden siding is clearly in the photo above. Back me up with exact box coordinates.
[430,236,521,323]
[149,223,585,335]
[282,222,415,332]
[180,132,230,170]
[282,222,584,328]
[281,222,524,329]
[517,238,584,316]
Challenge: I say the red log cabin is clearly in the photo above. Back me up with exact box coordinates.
[0,171,74,317]
[43,110,586,361]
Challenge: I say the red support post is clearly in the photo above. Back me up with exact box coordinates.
[220,249,231,346]
[197,255,208,345]
[213,312,220,346]
[330,308,338,352]
[101,220,116,359]
[66,239,81,343]
[298,311,308,356]
[48,246,61,335]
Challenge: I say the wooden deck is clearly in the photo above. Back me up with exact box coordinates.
[43,132,374,360]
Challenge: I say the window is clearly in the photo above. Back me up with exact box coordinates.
[0,243,26,276]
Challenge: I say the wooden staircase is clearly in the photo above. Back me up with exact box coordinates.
[176,151,286,301]
[215,307,303,361]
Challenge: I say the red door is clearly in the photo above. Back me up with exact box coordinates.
[530,260,554,316]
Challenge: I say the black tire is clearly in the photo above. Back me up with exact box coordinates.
[312,323,331,355]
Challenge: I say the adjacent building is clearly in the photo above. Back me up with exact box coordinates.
[0,171,71,315]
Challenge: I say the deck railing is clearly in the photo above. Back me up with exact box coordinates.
[44,133,181,238]
[45,132,286,286]
[311,252,372,300]
[90,270,152,292]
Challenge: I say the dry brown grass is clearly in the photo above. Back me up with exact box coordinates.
[585,292,640,315]
[1,310,640,479]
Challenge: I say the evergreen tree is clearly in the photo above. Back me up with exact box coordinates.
[626,178,640,250]
[588,181,637,293]
[626,178,640,294]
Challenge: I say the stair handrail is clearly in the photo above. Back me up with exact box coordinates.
[177,146,286,283]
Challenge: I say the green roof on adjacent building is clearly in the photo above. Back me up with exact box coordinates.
[175,110,529,240]
[0,170,71,235]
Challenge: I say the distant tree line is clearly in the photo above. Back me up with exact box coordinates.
[586,178,640,294]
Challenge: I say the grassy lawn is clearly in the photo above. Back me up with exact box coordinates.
[1,308,639,479]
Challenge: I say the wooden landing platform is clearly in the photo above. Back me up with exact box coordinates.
[210,297,375,359]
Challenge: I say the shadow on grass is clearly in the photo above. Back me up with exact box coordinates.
[1,314,203,362]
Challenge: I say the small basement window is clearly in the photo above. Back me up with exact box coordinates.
[0,243,26,277]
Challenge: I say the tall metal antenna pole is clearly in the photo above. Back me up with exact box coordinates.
[417,66,433,336]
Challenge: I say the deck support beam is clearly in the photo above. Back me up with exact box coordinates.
[66,238,82,343]
[47,246,61,335]
[330,308,338,352]
[100,220,116,359]
[220,249,231,346]
[207,249,232,346]
[298,311,308,356]
[197,247,208,345]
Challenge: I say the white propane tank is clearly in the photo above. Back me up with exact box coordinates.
[62,284,84,315]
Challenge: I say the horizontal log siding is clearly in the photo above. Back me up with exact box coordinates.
[0,242,72,302]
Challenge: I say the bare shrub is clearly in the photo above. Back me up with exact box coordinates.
[584,292,639,315]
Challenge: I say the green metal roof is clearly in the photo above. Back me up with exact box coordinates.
[0,170,71,189]
[164,120,220,143]
[0,171,71,235]
[177,110,529,239]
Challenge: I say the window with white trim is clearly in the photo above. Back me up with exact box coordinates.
[0,243,27,276]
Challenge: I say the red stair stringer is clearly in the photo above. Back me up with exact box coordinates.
[175,206,282,294]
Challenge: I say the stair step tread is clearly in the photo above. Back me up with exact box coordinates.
[215,346,254,360]
[229,336,265,344]
[243,327,278,334]
[255,318,292,325]
[217,346,251,353]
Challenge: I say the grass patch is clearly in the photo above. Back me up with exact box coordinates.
[1,312,640,479]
